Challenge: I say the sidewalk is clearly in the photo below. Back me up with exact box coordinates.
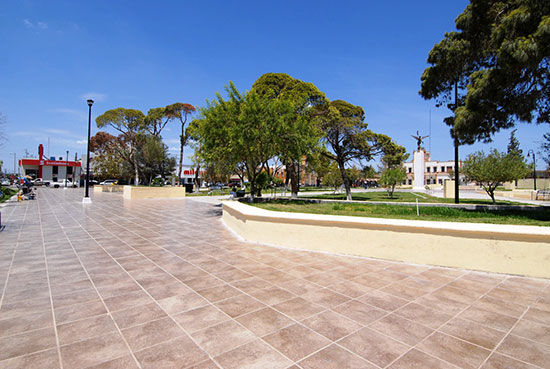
[0,188,548,368]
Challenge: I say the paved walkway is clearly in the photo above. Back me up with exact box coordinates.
[0,188,549,369]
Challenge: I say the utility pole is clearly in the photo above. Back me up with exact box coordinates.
[454,82,459,204]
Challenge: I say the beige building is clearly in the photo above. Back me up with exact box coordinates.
[403,152,463,186]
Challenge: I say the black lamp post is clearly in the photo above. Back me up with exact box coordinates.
[528,149,537,191]
[83,99,93,203]
[65,150,69,187]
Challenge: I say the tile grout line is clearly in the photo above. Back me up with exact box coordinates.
[37,193,65,369]
[41,190,144,369]
[474,277,550,369]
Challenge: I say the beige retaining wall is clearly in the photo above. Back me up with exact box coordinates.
[222,201,550,278]
[93,185,125,193]
[123,186,186,199]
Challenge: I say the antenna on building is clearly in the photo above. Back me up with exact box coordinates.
[428,109,432,153]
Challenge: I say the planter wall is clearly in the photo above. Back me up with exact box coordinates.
[123,186,186,199]
[222,201,550,279]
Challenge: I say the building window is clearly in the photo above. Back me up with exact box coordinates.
[441,167,445,172]
[408,179,412,185]
[439,179,443,184]
[408,167,412,173]
[426,179,431,184]
[427,167,430,173]
[447,166,452,172]
[67,166,73,175]
[433,167,437,172]
[52,166,58,175]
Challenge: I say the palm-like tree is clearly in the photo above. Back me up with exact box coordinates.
[164,103,196,183]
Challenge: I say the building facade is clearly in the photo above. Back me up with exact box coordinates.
[19,144,82,183]
[403,151,463,186]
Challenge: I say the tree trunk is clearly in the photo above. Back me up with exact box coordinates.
[178,126,185,185]
[193,164,200,192]
[337,159,352,200]
[287,161,299,199]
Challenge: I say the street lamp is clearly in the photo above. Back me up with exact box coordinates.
[65,150,69,188]
[83,99,93,204]
[527,149,537,191]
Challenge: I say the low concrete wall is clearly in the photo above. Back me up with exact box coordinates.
[123,186,186,199]
[222,201,550,278]
[493,189,537,201]
[94,185,125,193]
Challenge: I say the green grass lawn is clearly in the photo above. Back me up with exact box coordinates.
[305,191,525,205]
[251,200,550,227]
[0,187,17,203]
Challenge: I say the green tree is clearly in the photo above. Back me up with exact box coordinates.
[380,168,406,199]
[139,135,175,185]
[541,132,550,169]
[322,162,343,192]
[316,100,398,200]
[421,0,550,143]
[90,131,133,181]
[507,129,523,157]
[191,83,277,198]
[96,108,146,185]
[251,73,327,198]
[463,149,530,203]
[143,107,170,138]
[164,103,196,184]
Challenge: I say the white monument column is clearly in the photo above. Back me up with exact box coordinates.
[413,150,425,190]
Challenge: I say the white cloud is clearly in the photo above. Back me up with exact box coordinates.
[168,146,180,152]
[76,139,87,145]
[49,108,87,122]
[81,92,107,103]
[164,139,180,144]
[23,19,48,30]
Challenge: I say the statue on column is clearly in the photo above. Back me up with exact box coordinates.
[411,130,429,151]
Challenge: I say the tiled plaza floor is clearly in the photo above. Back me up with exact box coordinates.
[0,188,549,369]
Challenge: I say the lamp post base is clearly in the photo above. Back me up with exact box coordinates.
[82,197,92,204]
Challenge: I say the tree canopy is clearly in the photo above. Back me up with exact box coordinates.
[420,0,550,143]
[251,73,327,198]
[316,99,404,200]
[463,149,529,203]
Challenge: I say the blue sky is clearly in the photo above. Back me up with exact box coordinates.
[1,0,547,173]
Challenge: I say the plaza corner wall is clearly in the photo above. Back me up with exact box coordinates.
[123,186,186,199]
[222,201,550,279]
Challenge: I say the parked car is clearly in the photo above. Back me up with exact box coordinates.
[1,178,11,186]
[51,179,78,188]
[32,178,51,186]
[100,179,118,186]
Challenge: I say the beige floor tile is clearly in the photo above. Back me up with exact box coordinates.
[215,294,266,318]
[369,314,433,346]
[388,349,457,369]
[439,317,506,350]
[339,327,410,367]
[215,339,292,369]
[236,307,294,337]
[0,348,60,369]
[263,323,330,362]
[173,305,230,333]
[57,313,117,345]
[60,331,129,369]
[273,297,325,321]
[301,310,363,341]
[332,300,387,325]
[0,327,57,361]
[299,344,377,369]
[417,332,491,369]
[496,334,550,369]
[134,335,208,369]
[191,320,256,357]
[111,302,167,329]
[121,316,184,351]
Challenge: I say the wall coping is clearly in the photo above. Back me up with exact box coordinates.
[222,201,550,242]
